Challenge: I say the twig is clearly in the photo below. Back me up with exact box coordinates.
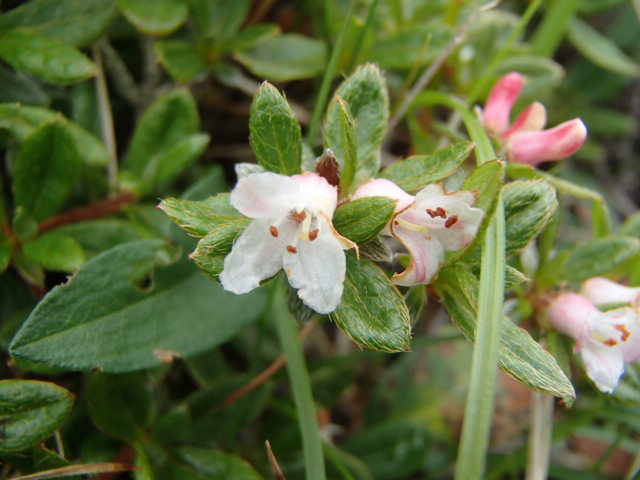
[246,0,277,25]
[525,392,554,480]
[219,321,316,407]
[266,441,287,480]
[93,43,119,191]
[39,191,137,233]
[11,463,134,480]
[387,0,500,137]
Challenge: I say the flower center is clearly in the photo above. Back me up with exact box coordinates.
[594,323,632,348]
[276,208,321,254]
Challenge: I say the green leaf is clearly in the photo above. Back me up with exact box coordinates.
[324,64,389,186]
[249,82,302,175]
[159,194,243,238]
[0,64,49,106]
[622,212,640,238]
[0,0,118,47]
[0,380,74,453]
[143,133,210,188]
[333,197,396,244]
[155,40,208,83]
[366,24,455,70]
[117,0,188,35]
[122,89,200,192]
[567,17,640,77]
[558,236,640,282]
[0,103,108,166]
[435,266,575,405]
[53,219,142,256]
[166,446,263,480]
[380,142,473,193]
[503,180,558,256]
[23,233,85,273]
[191,219,252,278]
[330,253,411,353]
[13,121,83,222]
[234,34,327,82]
[223,24,280,53]
[188,0,252,43]
[0,30,95,85]
[0,234,11,275]
[9,240,266,372]
[334,98,358,193]
[87,373,152,442]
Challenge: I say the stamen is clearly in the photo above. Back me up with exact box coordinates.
[299,211,313,241]
[604,338,618,347]
[615,324,631,342]
[309,229,319,241]
[395,217,429,233]
[287,245,298,254]
[445,215,459,229]
[426,207,447,218]
[426,209,438,218]
[292,210,307,223]
[270,226,279,237]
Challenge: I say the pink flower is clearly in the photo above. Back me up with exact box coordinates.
[353,179,483,286]
[581,277,640,307]
[482,72,587,166]
[547,293,640,393]
[220,172,355,314]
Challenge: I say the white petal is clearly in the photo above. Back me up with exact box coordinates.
[220,219,291,294]
[580,277,640,306]
[391,226,444,286]
[293,172,338,216]
[599,307,640,364]
[282,218,346,314]
[352,178,414,211]
[581,341,626,393]
[230,172,301,218]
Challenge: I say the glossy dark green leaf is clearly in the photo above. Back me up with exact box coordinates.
[333,197,396,244]
[10,240,266,372]
[0,380,73,453]
[0,103,108,166]
[155,40,208,83]
[559,236,640,282]
[159,194,243,238]
[117,0,188,35]
[87,373,152,442]
[330,253,411,353]
[188,0,252,42]
[235,34,327,82]
[0,64,49,106]
[503,180,558,256]
[380,142,473,193]
[23,233,85,273]
[166,446,263,480]
[13,121,82,222]
[435,266,575,405]
[0,0,117,47]
[249,82,302,175]
[0,30,95,85]
[324,64,389,186]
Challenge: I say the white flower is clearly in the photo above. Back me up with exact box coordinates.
[220,172,355,314]
[580,277,640,308]
[353,179,483,286]
[547,293,640,393]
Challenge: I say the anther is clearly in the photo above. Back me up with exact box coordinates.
[445,215,459,228]
[614,324,631,342]
[436,207,446,218]
[292,210,307,223]
[287,245,298,254]
[604,338,618,347]
[426,209,438,218]
[270,226,279,237]
[309,229,319,241]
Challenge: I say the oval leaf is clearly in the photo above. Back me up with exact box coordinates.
[333,197,396,244]
[330,253,411,353]
[0,30,95,85]
[249,82,302,175]
[559,236,640,282]
[117,0,188,36]
[0,380,74,453]
[10,240,266,372]
[23,233,85,273]
[159,194,243,238]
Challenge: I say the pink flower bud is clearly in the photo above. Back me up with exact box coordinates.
[581,277,640,307]
[547,293,596,352]
[482,72,524,137]
[504,102,547,138]
[507,119,587,166]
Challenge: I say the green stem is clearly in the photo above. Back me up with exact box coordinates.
[525,393,554,480]
[415,91,505,479]
[306,0,358,146]
[346,0,380,72]
[272,279,326,480]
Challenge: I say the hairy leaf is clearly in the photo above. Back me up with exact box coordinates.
[333,197,396,244]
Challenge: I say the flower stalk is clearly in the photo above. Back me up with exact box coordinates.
[525,392,554,480]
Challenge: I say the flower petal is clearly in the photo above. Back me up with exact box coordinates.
[292,172,338,217]
[580,277,640,306]
[504,101,547,138]
[581,341,625,393]
[231,172,301,218]
[482,72,524,136]
[547,293,597,352]
[220,218,293,294]
[391,226,444,286]
[507,118,587,165]
[282,218,347,314]
[352,178,415,211]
